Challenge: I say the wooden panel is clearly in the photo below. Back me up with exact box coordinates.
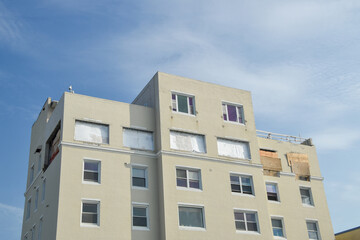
[292,161,310,176]
[260,149,278,158]
[260,156,282,172]
[286,153,309,165]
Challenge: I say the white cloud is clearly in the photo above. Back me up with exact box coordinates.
[0,203,22,240]
[312,128,360,150]
[0,2,23,44]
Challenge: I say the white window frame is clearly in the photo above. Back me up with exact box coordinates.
[233,208,260,234]
[81,199,100,227]
[178,203,206,231]
[300,186,314,206]
[82,159,101,184]
[306,219,321,240]
[31,224,36,240]
[171,92,196,116]
[176,166,202,191]
[41,179,46,203]
[266,182,280,202]
[217,138,251,160]
[132,202,150,230]
[34,187,39,211]
[131,165,148,189]
[37,154,42,173]
[230,173,254,196]
[271,216,286,239]
[29,164,35,185]
[222,101,245,124]
[74,120,109,144]
[37,216,43,240]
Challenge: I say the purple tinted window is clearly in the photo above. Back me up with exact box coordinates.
[227,105,237,122]
[172,94,176,100]
[189,97,193,106]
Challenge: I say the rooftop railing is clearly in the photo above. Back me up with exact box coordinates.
[256,130,312,145]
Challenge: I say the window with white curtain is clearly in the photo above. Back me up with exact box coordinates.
[170,131,206,153]
[123,128,154,151]
[74,120,109,144]
[217,138,251,159]
[178,206,205,228]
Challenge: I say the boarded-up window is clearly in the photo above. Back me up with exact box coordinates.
[170,131,206,153]
[217,138,251,159]
[286,153,310,180]
[260,149,282,176]
[123,128,154,151]
[75,121,109,144]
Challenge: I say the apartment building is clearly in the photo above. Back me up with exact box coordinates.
[21,72,334,240]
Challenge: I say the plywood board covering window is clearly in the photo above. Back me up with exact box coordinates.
[123,128,154,151]
[217,138,251,159]
[75,120,109,144]
[287,153,310,179]
[170,131,206,153]
[260,149,282,176]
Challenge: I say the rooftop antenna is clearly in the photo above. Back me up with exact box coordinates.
[68,85,74,93]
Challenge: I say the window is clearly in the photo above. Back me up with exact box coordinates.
[26,198,31,220]
[38,218,43,240]
[176,168,201,189]
[178,206,205,228]
[34,188,39,210]
[81,201,99,225]
[306,221,320,240]
[170,131,206,153]
[266,183,279,201]
[222,102,244,124]
[132,205,149,229]
[37,154,42,173]
[41,179,46,202]
[230,175,253,195]
[83,160,100,183]
[74,120,109,144]
[29,165,35,184]
[271,218,285,237]
[217,138,251,159]
[132,166,148,188]
[234,210,259,232]
[123,128,154,151]
[47,125,61,166]
[300,187,313,206]
[172,93,195,115]
[31,225,35,240]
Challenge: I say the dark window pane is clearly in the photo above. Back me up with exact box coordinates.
[176,169,187,178]
[172,94,176,100]
[267,192,278,201]
[179,207,204,228]
[247,222,258,231]
[84,162,98,171]
[84,172,98,182]
[177,95,189,113]
[230,176,240,184]
[237,106,244,123]
[227,105,237,121]
[177,178,187,187]
[83,203,97,213]
[308,231,318,239]
[133,177,146,187]
[189,180,200,189]
[273,228,284,237]
[246,213,256,222]
[234,212,244,220]
[307,222,317,231]
[242,185,253,194]
[82,213,97,223]
[272,219,282,228]
[133,217,147,227]
[231,184,241,193]
[133,207,146,217]
[133,168,145,178]
[235,221,246,230]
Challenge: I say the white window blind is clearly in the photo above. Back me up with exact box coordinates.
[217,138,250,159]
[170,131,206,153]
[123,128,154,151]
[75,121,109,144]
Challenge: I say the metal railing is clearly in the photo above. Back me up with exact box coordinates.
[256,130,310,145]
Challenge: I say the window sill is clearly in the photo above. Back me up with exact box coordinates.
[80,223,100,228]
[172,111,196,117]
[132,226,150,231]
[223,120,245,126]
[268,200,281,204]
[177,187,203,192]
[132,186,149,190]
[236,230,260,235]
[274,236,287,240]
[82,181,101,185]
[231,192,255,198]
[179,226,206,231]
[302,204,315,208]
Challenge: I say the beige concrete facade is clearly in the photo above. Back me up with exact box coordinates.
[21,72,334,240]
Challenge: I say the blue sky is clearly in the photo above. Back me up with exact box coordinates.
[1,0,360,239]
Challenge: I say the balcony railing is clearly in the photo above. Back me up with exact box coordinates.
[256,130,312,145]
